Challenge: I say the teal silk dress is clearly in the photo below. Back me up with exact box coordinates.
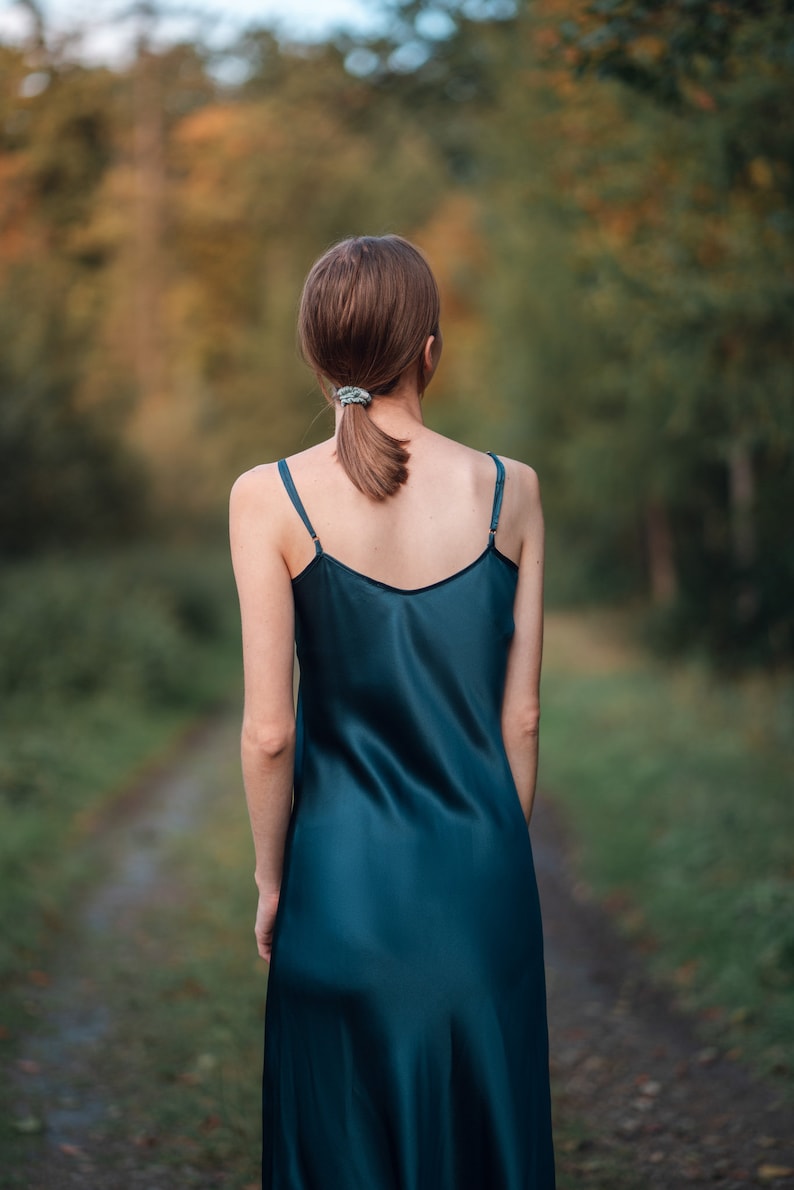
[263,453,555,1189]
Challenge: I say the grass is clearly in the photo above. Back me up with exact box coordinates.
[0,698,197,984]
[554,1125,642,1190]
[0,545,242,1031]
[0,542,245,1184]
[540,609,794,1083]
[77,741,265,1188]
[0,720,262,1188]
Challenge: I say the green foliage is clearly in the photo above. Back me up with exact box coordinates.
[541,612,794,1079]
[0,49,145,554]
[0,548,237,711]
[0,546,240,1013]
[0,270,145,556]
[568,0,794,107]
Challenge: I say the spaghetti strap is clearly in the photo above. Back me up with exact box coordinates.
[486,452,506,542]
[277,459,322,555]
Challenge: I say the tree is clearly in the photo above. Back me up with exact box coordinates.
[0,43,144,553]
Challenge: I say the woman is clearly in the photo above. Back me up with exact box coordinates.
[230,234,555,1189]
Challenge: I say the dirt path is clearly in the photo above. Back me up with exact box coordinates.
[5,713,794,1188]
[6,713,243,1190]
[533,798,794,1188]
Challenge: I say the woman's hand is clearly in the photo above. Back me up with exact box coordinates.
[255,888,281,962]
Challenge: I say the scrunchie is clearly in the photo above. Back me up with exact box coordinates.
[337,386,372,408]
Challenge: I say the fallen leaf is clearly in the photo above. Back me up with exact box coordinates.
[604,889,631,914]
[689,86,717,112]
[699,1005,724,1022]
[673,960,699,987]
[134,1133,159,1149]
[730,1005,752,1026]
[749,158,775,190]
[758,1166,794,1181]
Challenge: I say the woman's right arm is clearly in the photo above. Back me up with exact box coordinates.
[229,466,297,960]
[500,463,545,825]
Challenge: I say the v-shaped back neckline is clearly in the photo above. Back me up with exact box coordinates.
[291,541,518,597]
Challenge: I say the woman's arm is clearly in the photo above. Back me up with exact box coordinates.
[500,464,545,825]
[229,466,297,960]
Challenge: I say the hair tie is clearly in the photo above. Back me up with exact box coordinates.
[337,386,372,408]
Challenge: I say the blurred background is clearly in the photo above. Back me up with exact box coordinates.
[0,0,792,1183]
[2,0,792,652]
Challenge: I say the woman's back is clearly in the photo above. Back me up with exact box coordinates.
[277,430,529,591]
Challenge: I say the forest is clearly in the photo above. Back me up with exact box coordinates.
[2,0,791,661]
[2,3,794,1183]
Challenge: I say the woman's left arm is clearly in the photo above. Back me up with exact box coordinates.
[229,466,297,962]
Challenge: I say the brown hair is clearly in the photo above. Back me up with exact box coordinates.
[298,235,440,500]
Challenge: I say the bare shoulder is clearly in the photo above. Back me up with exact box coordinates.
[497,453,539,483]
[228,463,289,563]
[498,455,542,507]
[492,456,543,566]
[229,461,282,511]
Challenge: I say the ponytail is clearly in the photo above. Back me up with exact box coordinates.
[298,235,440,501]
[336,403,409,501]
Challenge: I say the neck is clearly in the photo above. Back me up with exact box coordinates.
[333,380,426,438]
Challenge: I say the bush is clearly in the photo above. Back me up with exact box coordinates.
[0,547,238,709]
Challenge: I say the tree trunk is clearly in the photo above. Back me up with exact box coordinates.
[728,441,757,623]
[133,37,166,417]
[645,501,677,605]
[728,442,756,568]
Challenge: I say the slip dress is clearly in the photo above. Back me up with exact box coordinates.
[262,452,555,1189]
